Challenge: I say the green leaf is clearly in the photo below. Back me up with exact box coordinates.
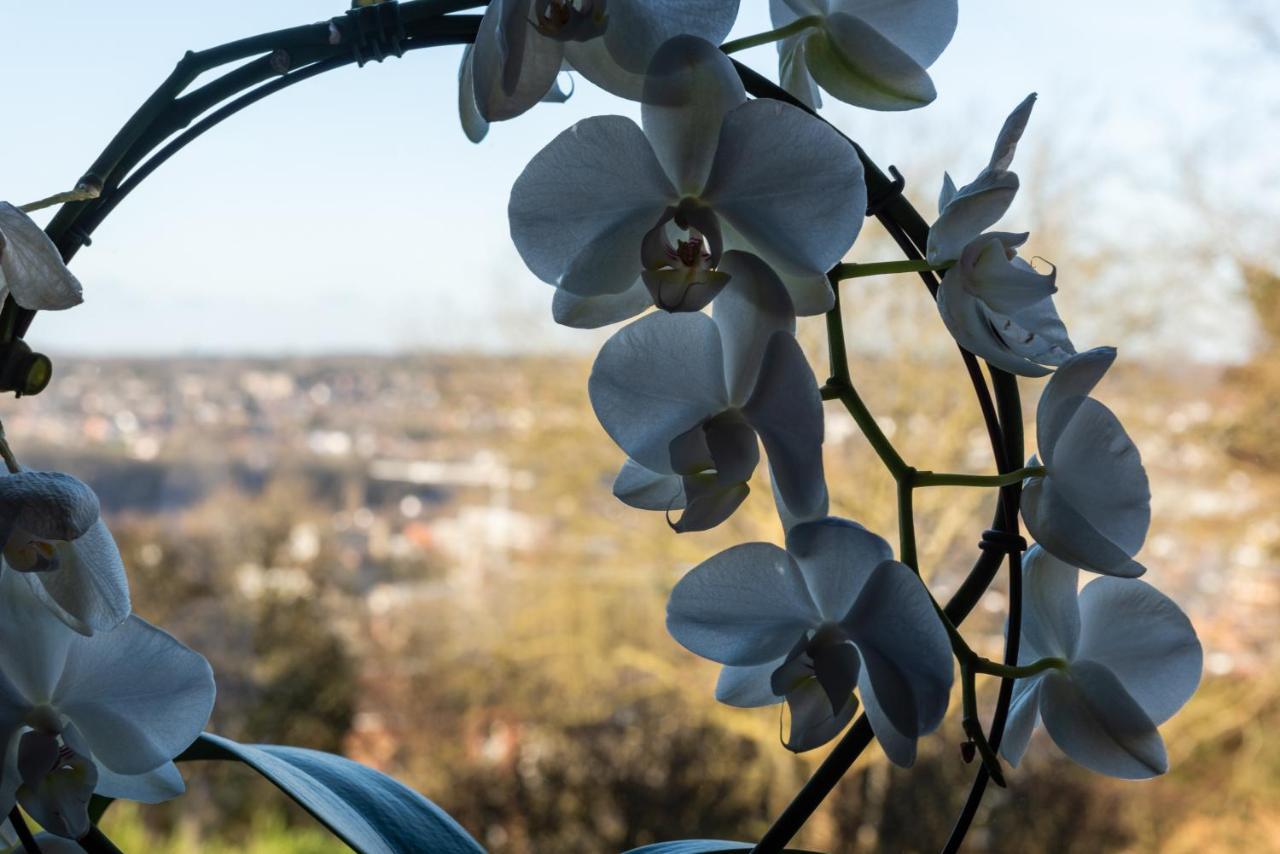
[622,843,823,853]
[177,732,485,854]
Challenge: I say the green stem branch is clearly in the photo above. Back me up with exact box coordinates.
[914,466,1044,488]
[720,15,822,54]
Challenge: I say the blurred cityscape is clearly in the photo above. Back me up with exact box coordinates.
[6,314,1277,851]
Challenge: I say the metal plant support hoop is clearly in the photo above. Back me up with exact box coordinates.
[0,2,1028,851]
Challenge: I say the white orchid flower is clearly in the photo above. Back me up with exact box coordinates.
[0,471,130,636]
[667,518,953,761]
[592,251,825,531]
[936,231,1075,377]
[510,36,866,325]
[1001,547,1201,779]
[0,570,214,840]
[1022,347,1150,578]
[0,204,83,312]
[927,94,1036,266]
[458,0,741,141]
[769,0,957,111]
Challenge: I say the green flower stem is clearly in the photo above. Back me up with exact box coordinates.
[833,259,952,280]
[897,471,918,572]
[19,183,101,214]
[960,658,1007,787]
[914,466,1045,488]
[720,15,823,54]
[972,655,1067,680]
[822,290,912,480]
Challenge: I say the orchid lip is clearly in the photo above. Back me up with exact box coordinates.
[532,0,608,42]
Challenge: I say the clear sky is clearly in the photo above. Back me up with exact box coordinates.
[0,1,1273,358]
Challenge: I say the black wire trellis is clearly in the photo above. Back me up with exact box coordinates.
[0,2,1028,851]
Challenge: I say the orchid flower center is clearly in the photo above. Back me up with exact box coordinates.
[672,235,710,270]
[532,0,608,42]
[640,199,730,313]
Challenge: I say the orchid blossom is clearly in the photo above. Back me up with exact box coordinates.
[769,0,957,110]
[936,231,1075,377]
[510,36,866,326]
[459,0,742,141]
[667,518,953,761]
[0,570,215,839]
[926,94,1075,375]
[591,251,825,531]
[0,471,130,636]
[1022,347,1151,577]
[1001,547,1201,779]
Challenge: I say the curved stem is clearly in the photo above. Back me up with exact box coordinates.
[14,1,485,343]
[720,15,823,54]
[76,827,124,854]
[8,808,41,853]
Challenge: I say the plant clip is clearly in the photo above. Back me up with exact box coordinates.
[0,339,52,397]
[338,1,407,67]
[865,165,905,218]
[68,224,93,249]
[978,528,1028,555]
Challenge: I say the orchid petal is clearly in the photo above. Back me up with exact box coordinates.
[672,476,750,533]
[613,459,685,511]
[715,661,784,708]
[667,543,821,667]
[0,569,73,703]
[1039,662,1168,779]
[783,679,860,752]
[743,333,826,522]
[601,0,741,82]
[836,0,958,68]
[926,172,1020,264]
[94,760,185,804]
[999,677,1044,767]
[53,618,214,776]
[589,312,727,473]
[0,472,99,544]
[703,99,866,277]
[509,115,675,290]
[1076,577,1201,725]
[24,520,130,636]
[1035,397,1150,574]
[551,280,651,328]
[988,92,1037,172]
[777,33,822,109]
[803,13,936,111]
[457,46,489,143]
[1037,347,1117,452]
[770,464,829,534]
[642,36,747,196]
[712,251,797,405]
[1022,473,1146,578]
[843,560,954,761]
[1019,546,1081,659]
[786,518,892,621]
[471,0,564,123]
[0,204,83,311]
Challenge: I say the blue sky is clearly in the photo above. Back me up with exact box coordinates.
[0,1,1270,357]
